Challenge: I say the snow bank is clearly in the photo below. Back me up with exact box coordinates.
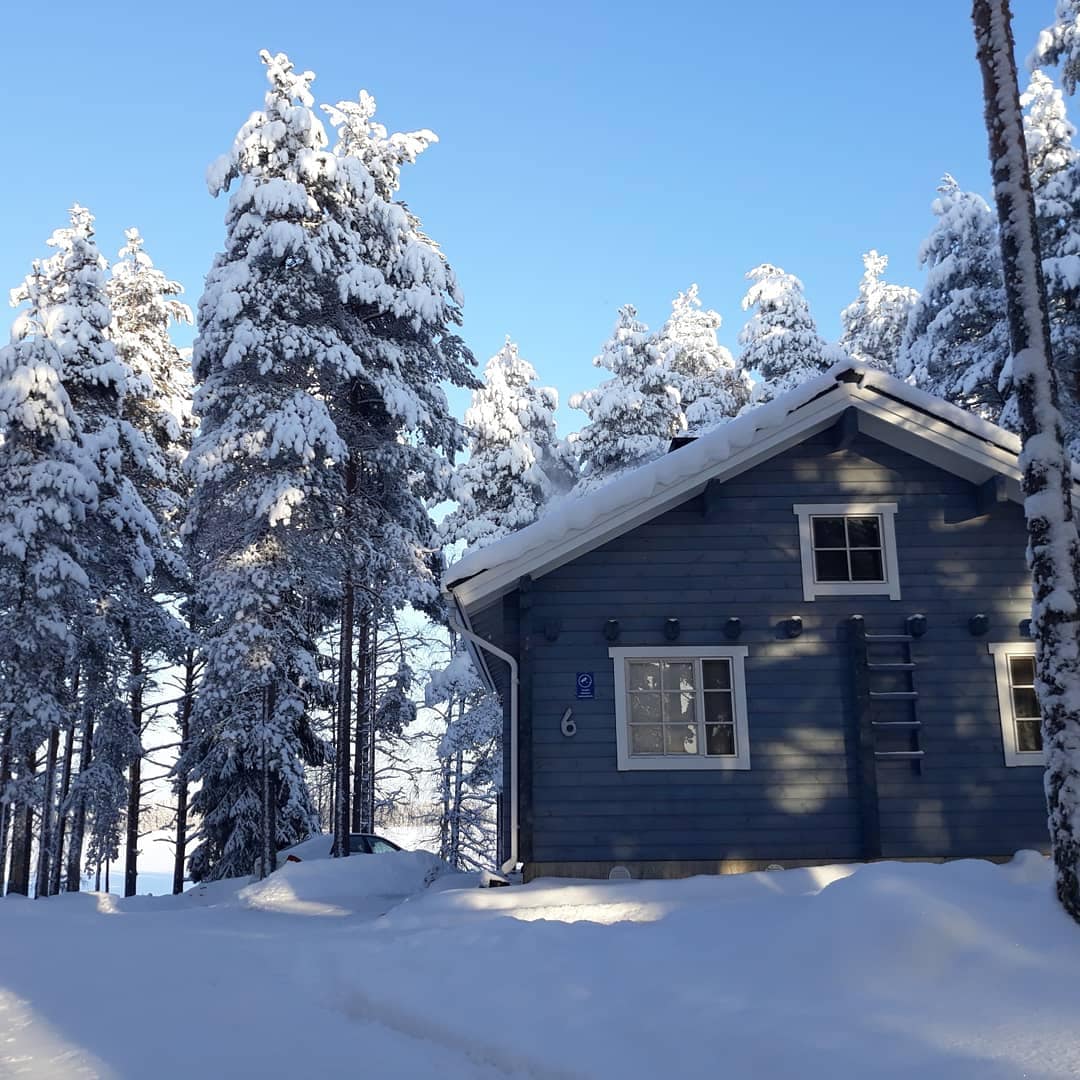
[338,855,1080,1079]
[236,849,456,916]
[3,855,1080,1079]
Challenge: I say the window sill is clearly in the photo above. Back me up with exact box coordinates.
[617,755,751,772]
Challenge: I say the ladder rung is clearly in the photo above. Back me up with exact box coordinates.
[875,750,925,759]
[867,662,916,671]
[872,720,921,728]
[869,691,919,701]
[864,634,913,642]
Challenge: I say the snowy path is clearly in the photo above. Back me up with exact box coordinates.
[2,852,1080,1079]
[0,896,518,1080]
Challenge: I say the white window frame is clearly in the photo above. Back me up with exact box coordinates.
[610,645,750,771]
[792,502,901,602]
[988,642,1045,767]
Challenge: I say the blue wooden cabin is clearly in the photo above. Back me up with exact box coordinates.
[444,363,1057,880]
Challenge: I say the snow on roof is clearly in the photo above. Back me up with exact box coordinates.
[444,361,1035,605]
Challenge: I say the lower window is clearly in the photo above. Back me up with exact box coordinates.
[988,642,1044,767]
[610,646,750,771]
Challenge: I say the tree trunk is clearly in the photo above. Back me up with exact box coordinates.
[0,721,11,896]
[439,752,452,864]
[334,575,354,857]
[172,644,195,896]
[974,0,1080,922]
[258,682,278,880]
[352,608,371,834]
[7,749,35,896]
[124,646,144,898]
[450,750,464,869]
[66,710,95,892]
[367,622,377,832]
[34,729,60,898]
[51,698,77,897]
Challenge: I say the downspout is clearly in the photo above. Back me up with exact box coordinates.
[447,598,519,875]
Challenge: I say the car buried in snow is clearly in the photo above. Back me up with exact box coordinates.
[280,833,403,864]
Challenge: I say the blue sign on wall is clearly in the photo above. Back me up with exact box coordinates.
[576,672,595,699]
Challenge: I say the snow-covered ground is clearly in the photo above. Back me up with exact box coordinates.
[2,851,1078,1079]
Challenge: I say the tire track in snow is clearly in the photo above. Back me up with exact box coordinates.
[336,986,585,1080]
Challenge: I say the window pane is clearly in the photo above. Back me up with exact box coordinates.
[1011,687,1040,719]
[846,516,881,548]
[704,691,733,725]
[630,725,663,755]
[815,548,850,582]
[1016,719,1043,752]
[629,693,662,724]
[702,659,731,690]
[665,724,698,754]
[849,548,884,582]
[812,516,846,548]
[628,661,661,692]
[1009,656,1036,687]
[662,661,695,691]
[664,692,696,724]
[706,723,736,756]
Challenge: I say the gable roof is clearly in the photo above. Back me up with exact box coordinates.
[444,361,1064,613]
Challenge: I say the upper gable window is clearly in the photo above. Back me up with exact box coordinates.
[793,503,901,601]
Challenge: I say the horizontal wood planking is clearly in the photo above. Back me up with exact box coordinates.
[474,431,1048,870]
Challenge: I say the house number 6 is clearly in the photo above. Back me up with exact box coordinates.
[560,707,577,737]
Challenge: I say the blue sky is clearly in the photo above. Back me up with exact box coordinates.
[0,1,1053,429]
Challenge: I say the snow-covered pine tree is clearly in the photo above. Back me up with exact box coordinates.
[44,209,164,898]
[737,264,831,403]
[657,285,750,431]
[975,0,1080,924]
[838,251,919,373]
[320,82,477,855]
[108,229,194,554]
[1022,70,1080,449]
[425,640,502,870]
[569,305,681,491]
[106,227,194,896]
[441,338,574,550]
[0,261,96,896]
[898,176,1013,424]
[1,206,162,895]
[1031,0,1080,94]
[182,52,353,882]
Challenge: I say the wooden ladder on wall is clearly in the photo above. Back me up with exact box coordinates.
[848,615,923,860]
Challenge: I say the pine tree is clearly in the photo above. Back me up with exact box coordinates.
[838,251,919,373]
[106,228,194,896]
[1022,70,1080,448]
[425,640,501,870]
[1031,0,1080,94]
[899,176,1012,423]
[441,338,574,550]
[569,305,681,491]
[182,52,350,882]
[1,206,161,895]
[0,263,95,896]
[738,264,831,403]
[657,285,750,431]
[320,81,477,855]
